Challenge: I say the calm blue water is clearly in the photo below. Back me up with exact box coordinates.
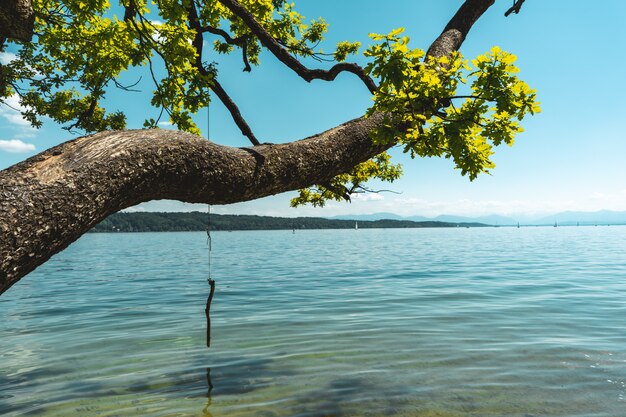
[1,227,626,416]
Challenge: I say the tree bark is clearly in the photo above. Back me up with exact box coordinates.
[0,115,388,294]
[426,0,495,58]
[0,0,34,42]
[0,0,496,295]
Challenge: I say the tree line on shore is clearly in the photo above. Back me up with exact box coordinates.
[91,212,486,232]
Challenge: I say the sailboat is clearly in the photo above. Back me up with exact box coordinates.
[355,221,358,230]
[554,221,558,228]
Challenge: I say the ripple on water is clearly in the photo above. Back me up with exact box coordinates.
[1,227,626,416]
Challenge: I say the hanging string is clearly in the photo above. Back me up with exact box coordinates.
[205,94,216,349]
[206,205,216,348]
[207,204,212,277]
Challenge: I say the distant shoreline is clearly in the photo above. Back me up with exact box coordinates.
[90,212,487,233]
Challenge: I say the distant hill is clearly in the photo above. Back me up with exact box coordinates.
[433,214,518,225]
[91,212,487,232]
[330,212,407,221]
[328,210,626,226]
[533,210,626,226]
[330,213,517,225]
[92,210,626,232]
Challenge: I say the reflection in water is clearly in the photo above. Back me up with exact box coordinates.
[206,367,214,395]
[202,397,213,417]
[202,368,214,417]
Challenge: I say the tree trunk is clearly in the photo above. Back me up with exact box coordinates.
[0,114,389,294]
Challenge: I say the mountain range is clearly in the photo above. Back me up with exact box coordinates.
[330,210,626,226]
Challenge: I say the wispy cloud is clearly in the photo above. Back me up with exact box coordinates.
[352,193,384,202]
[0,94,38,154]
[0,94,33,127]
[0,139,36,153]
[379,197,554,217]
[377,195,626,218]
[121,192,626,220]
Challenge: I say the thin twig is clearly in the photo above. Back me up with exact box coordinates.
[504,0,526,17]
[216,0,378,94]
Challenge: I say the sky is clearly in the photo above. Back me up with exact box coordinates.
[1,1,626,220]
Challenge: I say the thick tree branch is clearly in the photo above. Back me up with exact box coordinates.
[0,0,496,295]
[426,0,496,58]
[123,0,136,21]
[0,0,34,42]
[0,114,386,294]
[216,0,378,94]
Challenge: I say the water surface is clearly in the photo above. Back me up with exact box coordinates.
[1,227,625,416]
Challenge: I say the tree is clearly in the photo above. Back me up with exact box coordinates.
[0,0,537,295]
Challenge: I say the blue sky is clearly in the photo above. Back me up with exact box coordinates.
[2,1,625,219]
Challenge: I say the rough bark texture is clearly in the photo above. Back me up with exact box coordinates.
[426,0,495,58]
[0,115,388,294]
[0,0,496,295]
[0,0,34,42]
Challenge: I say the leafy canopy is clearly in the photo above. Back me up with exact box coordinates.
[292,28,539,206]
[1,0,351,133]
[0,2,539,206]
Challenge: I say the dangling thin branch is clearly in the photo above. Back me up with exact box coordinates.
[505,0,526,17]
[209,79,261,145]
[205,279,215,347]
[187,0,261,145]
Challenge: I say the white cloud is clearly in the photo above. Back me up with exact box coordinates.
[12,130,36,139]
[380,197,557,218]
[124,200,207,213]
[0,94,33,127]
[0,139,36,153]
[352,193,384,202]
[0,52,17,65]
[0,95,39,154]
[149,20,166,43]
[1,111,31,126]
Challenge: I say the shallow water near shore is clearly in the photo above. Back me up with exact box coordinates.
[1,227,626,416]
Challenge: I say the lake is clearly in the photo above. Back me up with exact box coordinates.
[1,227,625,416]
